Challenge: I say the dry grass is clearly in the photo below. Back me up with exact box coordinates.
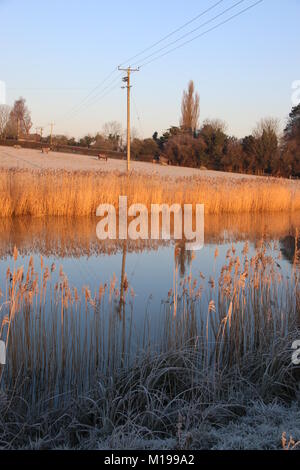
[0,241,299,449]
[0,169,300,217]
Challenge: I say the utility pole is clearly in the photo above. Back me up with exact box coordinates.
[49,122,55,147]
[118,66,139,172]
[17,118,20,141]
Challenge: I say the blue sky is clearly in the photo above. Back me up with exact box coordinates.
[0,0,299,139]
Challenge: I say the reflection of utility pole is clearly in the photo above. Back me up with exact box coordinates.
[49,122,54,147]
[119,239,127,366]
[294,228,299,266]
[118,66,139,172]
[119,240,127,316]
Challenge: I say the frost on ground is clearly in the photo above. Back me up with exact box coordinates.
[95,401,300,451]
[1,396,299,450]
[192,401,300,450]
[1,350,300,451]
[0,145,286,181]
[1,318,300,450]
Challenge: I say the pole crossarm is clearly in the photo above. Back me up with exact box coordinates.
[118,67,140,72]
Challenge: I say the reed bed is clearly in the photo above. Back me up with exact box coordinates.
[0,241,299,449]
[1,168,300,217]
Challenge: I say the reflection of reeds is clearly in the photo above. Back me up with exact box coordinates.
[0,212,299,259]
[0,242,299,448]
[0,168,300,217]
[0,242,298,410]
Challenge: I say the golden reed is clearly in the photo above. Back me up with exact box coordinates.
[0,168,300,217]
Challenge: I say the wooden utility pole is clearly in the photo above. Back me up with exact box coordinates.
[118,66,139,172]
[49,122,55,146]
[17,118,20,141]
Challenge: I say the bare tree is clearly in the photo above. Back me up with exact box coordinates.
[253,117,280,139]
[102,121,122,139]
[0,104,11,138]
[251,117,280,174]
[7,97,32,137]
[180,80,200,133]
[130,126,139,141]
[102,121,123,151]
[202,118,227,133]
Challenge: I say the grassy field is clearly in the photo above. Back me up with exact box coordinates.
[0,241,299,449]
[0,145,285,178]
[0,168,300,217]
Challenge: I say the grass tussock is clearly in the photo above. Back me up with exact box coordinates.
[0,241,299,449]
[0,168,300,217]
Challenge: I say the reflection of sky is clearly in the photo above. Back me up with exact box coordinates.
[0,239,293,326]
[0,236,295,368]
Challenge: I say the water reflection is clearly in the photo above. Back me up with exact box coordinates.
[0,212,299,399]
[0,212,298,319]
[0,212,299,259]
[280,234,300,265]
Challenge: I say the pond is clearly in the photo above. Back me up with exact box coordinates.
[0,211,299,402]
[0,212,298,300]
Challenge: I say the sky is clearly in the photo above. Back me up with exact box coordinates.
[0,0,299,139]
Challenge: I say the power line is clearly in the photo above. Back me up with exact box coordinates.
[56,0,263,130]
[63,81,122,124]
[8,88,91,91]
[139,0,264,69]
[132,0,246,68]
[58,73,123,123]
[86,81,122,109]
[119,0,226,67]
[57,1,228,123]
[57,68,120,122]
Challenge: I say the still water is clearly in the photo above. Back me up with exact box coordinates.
[0,212,298,314]
[0,212,299,398]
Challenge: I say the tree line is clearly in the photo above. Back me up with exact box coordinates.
[131,81,300,178]
[0,99,125,152]
[0,81,299,177]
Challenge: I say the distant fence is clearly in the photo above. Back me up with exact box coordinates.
[0,139,126,160]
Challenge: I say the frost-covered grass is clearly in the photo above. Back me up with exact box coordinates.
[0,349,299,450]
[0,241,300,449]
[96,400,300,451]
